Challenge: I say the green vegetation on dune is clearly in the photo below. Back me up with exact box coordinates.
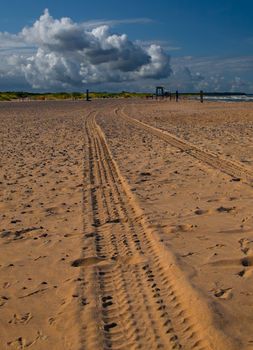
[0,92,28,101]
[89,91,151,99]
[0,91,84,101]
[0,91,247,102]
[0,91,152,101]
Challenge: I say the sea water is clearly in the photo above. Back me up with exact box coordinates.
[199,95,253,102]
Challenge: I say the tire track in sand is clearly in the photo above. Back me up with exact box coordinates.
[117,108,253,185]
[77,111,235,350]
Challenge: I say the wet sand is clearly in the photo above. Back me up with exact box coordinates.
[1,99,253,349]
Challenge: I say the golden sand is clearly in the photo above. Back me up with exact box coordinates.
[1,99,253,349]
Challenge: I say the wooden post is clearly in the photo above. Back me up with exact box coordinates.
[176,90,179,102]
[86,89,90,101]
[200,90,204,103]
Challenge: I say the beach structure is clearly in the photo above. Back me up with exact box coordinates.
[156,86,164,99]
[200,90,204,103]
[86,89,91,101]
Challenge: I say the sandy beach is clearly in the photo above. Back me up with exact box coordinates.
[1,99,253,349]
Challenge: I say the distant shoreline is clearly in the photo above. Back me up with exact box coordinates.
[0,91,252,102]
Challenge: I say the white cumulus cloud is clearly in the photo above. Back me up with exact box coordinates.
[0,9,171,90]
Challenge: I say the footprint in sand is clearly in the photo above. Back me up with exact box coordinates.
[7,331,47,349]
[8,312,32,325]
[3,282,11,289]
[0,296,9,307]
[239,238,253,255]
[7,337,26,349]
[169,224,193,233]
[241,256,253,267]
[194,208,209,215]
[213,288,233,300]
[48,317,55,325]
[216,206,235,213]
[236,269,253,278]
[71,256,108,267]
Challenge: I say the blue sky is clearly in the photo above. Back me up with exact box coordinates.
[1,0,253,92]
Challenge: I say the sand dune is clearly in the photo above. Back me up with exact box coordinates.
[1,99,253,349]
